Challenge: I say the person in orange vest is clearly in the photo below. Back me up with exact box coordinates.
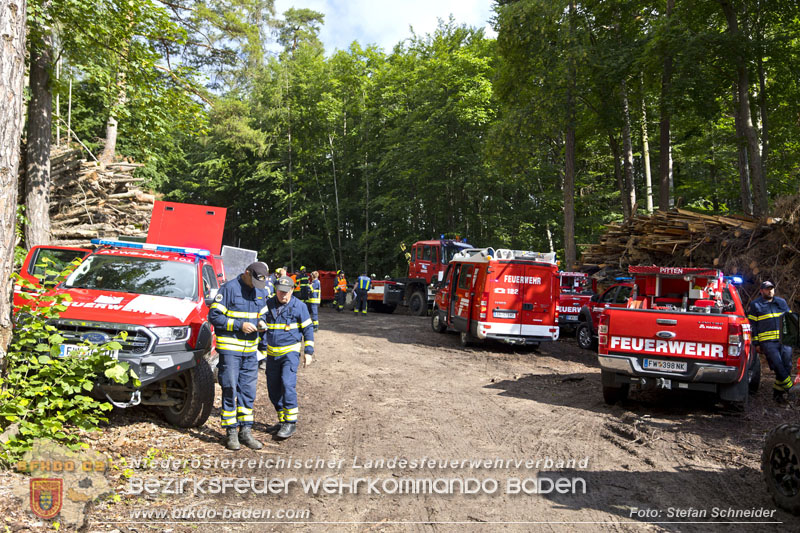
[335,270,347,312]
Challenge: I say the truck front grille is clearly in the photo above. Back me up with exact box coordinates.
[51,319,156,355]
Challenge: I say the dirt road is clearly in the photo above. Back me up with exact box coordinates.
[7,306,794,531]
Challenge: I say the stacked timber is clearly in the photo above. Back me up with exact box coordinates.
[579,200,800,305]
[48,147,156,246]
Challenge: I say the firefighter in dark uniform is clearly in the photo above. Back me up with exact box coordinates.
[748,280,796,402]
[261,276,315,439]
[297,266,310,303]
[307,271,321,330]
[208,262,270,450]
[353,272,371,314]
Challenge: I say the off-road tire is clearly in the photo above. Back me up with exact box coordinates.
[408,291,427,316]
[431,309,446,333]
[602,383,629,405]
[161,357,215,428]
[576,322,595,350]
[748,352,761,394]
[762,424,800,514]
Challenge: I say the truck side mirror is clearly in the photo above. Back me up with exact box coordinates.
[781,312,800,347]
[204,288,219,307]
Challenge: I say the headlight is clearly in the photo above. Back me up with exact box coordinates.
[151,326,190,344]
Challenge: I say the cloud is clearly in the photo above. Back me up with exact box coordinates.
[273,0,496,53]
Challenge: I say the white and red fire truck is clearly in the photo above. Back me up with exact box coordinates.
[430,248,560,347]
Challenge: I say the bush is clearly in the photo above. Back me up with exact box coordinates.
[0,259,138,465]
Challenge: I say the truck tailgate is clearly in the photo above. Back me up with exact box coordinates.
[604,308,730,363]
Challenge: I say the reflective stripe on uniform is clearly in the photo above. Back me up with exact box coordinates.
[308,297,321,304]
[284,407,298,422]
[304,340,314,348]
[268,343,302,357]
[300,318,313,329]
[217,336,259,353]
[750,312,783,321]
[221,409,237,426]
[265,322,300,330]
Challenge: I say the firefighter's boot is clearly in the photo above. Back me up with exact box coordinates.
[276,423,296,439]
[225,428,241,450]
[239,427,263,450]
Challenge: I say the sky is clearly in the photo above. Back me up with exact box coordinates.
[272,0,497,53]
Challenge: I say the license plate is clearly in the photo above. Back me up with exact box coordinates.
[59,344,119,359]
[562,315,578,321]
[493,310,516,319]
[642,359,687,373]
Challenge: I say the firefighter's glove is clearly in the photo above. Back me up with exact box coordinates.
[303,353,313,367]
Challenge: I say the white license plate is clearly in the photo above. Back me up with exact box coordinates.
[59,344,119,359]
[642,359,687,373]
[493,310,516,319]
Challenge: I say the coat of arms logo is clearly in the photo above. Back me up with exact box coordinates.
[30,478,63,519]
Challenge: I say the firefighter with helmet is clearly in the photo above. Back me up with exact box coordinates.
[748,280,796,403]
[335,270,347,312]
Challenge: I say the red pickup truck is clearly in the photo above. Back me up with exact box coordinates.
[597,266,759,408]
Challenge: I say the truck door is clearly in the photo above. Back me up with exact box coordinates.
[436,264,454,321]
[590,284,632,326]
[15,245,91,309]
[520,265,556,333]
[485,261,523,336]
[450,264,475,333]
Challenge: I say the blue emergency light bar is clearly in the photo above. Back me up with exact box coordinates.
[91,239,211,257]
[725,275,744,285]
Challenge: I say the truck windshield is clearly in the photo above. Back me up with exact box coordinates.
[442,244,471,264]
[561,276,593,295]
[65,255,197,299]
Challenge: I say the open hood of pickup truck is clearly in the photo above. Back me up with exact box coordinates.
[56,288,201,326]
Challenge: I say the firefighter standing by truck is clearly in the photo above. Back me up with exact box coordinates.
[307,271,321,330]
[208,262,269,451]
[335,270,347,312]
[748,280,796,403]
[261,276,315,439]
[353,272,372,315]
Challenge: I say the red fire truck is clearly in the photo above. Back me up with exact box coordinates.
[431,248,560,347]
[557,272,597,332]
[368,238,473,315]
[597,266,759,408]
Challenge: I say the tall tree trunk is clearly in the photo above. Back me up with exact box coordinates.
[363,152,369,274]
[608,133,629,220]
[621,79,636,219]
[640,77,653,214]
[720,0,767,216]
[99,68,127,164]
[328,134,344,270]
[312,165,338,270]
[0,0,27,363]
[562,0,576,269]
[757,53,769,178]
[25,30,53,248]
[732,83,753,215]
[659,0,674,212]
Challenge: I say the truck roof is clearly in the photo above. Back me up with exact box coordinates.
[91,239,210,263]
[628,266,722,278]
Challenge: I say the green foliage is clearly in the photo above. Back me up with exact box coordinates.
[0,260,139,465]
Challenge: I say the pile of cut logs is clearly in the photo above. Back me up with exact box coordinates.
[579,203,800,306]
[49,148,156,246]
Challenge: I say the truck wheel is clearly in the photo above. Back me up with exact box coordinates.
[408,291,427,316]
[431,309,446,333]
[460,331,475,347]
[161,358,214,428]
[748,352,761,394]
[576,322,595,350]
[763,424,800,514]
[601,372,629,405]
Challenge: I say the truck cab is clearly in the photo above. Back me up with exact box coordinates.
[575,281,635,350]
[431,248,560,347]
[557,272,597,332]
